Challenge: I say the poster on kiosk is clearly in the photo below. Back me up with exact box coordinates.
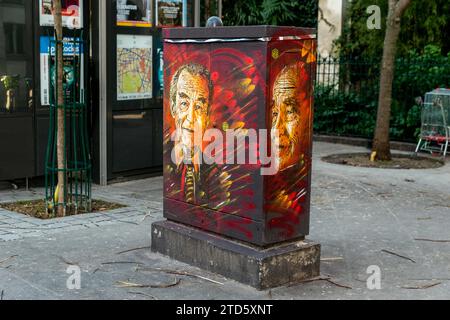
[39,0,83,29]
[117,0,152,27]
[156,0,183,27]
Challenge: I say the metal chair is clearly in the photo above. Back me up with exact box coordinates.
[415,89,450,158]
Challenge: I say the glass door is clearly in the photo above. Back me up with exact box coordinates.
[0,0,35,180]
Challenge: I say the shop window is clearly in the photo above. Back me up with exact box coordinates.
[4,23,25,55]
[0,1,32,113]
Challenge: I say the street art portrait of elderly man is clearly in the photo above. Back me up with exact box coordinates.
[170,64,212,167]
[265,61,312,231]
[165,63,231,207]
[271,62,309,172]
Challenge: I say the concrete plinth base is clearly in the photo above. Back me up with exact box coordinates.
[151,220,321,290]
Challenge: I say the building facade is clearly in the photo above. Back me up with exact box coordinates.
[318,0,347,57]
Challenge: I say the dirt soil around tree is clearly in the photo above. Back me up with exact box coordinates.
[322,153,445,169]
[0,199,126,220]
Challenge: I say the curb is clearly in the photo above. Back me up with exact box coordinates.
[313,134,417,152]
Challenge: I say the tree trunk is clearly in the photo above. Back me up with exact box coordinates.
[372,0,411,161]
[53,0,66,217]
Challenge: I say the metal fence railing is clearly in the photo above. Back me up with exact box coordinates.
[314,55,450,142]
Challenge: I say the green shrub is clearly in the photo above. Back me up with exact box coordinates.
[222,0,317,28]
[314,84,376,138]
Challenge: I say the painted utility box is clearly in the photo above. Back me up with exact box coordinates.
[162,26,317,247]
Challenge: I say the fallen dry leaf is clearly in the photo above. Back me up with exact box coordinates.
[116,278,181,289]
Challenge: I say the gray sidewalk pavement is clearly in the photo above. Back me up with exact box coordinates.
[0,142,449,300]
